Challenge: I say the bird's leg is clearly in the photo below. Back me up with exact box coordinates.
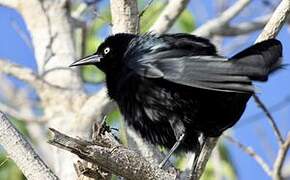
[158,133,185,168]
[191,133,205,171]
[158,119,185,169]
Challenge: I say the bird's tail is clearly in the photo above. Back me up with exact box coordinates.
[230,39,282,81]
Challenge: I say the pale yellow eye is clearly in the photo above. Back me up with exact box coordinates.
[104,47,110,55]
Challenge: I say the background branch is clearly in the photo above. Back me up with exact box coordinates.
[0,102,45,123]
[253,95,284,145]
[214,15,270,36]
[0,0,19,9]
[0,59,45,91]
[193,0,251,37]
[256,0,290,42]
[272,133,290,180]
[225,135,272,176]
[110,0,139,34]
[191,0,290,179]
[252,0,290,146]
[149,0,190,34]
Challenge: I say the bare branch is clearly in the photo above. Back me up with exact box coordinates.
[224,135,272,176]
[48,128,175,180]
[0,111,59,180]
[222,2,290,179]
[193,0,251,37]
[256,0,290,42]
[244,95,290,122]
[249,0,290,146]
[214,15,269,36]
[149,0,190,34]
[273,133,290,180]
[110,0,139,34]
[0,0,19,9]
[139,0,154,18]
[0,59,44,91]
[71,88,116,138]
[253,95,284,145]
[0,102,46,124]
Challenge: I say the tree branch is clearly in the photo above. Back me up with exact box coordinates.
[0,0,19,9]
[253,95,284,145]
[224,135,272,176]
[273,133,290,180]
[256,0,290,42]
[110,0,139,34]
[0,111,58,180]
[191,1,290,178]
[214,15,269,36]
[0,59,44,91]
[252,0,290,146]
[48,128,175,180]
[193,0,251,37]
[149,0,190,34]
[0,102,46,124]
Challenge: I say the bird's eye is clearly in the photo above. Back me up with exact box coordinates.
[103,47,110,55]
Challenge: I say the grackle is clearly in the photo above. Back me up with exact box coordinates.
[70,33,282,168]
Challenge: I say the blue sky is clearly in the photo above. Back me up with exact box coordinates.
[0,1,290,179]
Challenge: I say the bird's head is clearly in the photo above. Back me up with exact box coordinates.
[70,33,136,72]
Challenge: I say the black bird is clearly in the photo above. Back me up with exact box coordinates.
[70,33,282,167]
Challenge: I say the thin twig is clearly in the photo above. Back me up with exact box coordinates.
[253,94,284,145]
[0,59,44,91]
[0,102,46,124]
[0,59,77,92]
[224,135,272,176]
[149,0,190,34]
[242,95,290,124]
[139,0,154,18]
[272,133,290,180]
[251,0,290,146]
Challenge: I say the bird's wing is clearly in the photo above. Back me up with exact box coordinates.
[127,50,254,93]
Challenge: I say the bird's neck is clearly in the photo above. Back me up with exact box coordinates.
[105,66,131,100]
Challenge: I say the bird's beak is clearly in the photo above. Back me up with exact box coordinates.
[69,54,102,67]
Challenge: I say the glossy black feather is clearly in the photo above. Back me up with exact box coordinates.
[72,33,283,152]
